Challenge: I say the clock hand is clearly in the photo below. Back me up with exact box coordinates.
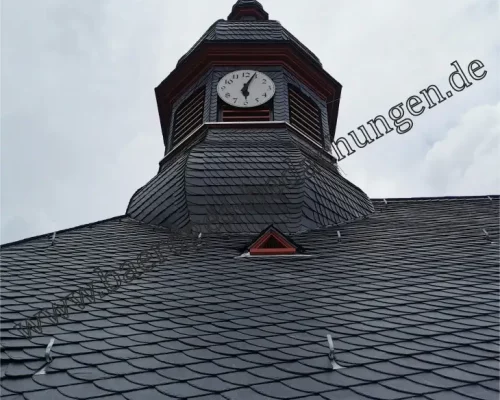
[241,73,257,98]
[241,83,250,98]
[246,72,257,87]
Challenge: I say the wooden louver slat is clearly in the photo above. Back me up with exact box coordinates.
[222,106,271,122]
[172,87,205,147]
[289,86,322,145]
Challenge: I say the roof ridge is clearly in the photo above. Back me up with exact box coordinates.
[0,214,127,249]
[372,195,499,202]
[3,195,496,248]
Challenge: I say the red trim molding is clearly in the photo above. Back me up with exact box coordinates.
[250,248,296,255]
[249,230,297,255]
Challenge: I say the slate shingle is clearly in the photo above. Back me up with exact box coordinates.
[58,382,113,399]
[156,382,209,398]
[124,388,175,400]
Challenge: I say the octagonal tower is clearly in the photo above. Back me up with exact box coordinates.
[127,0,374,234]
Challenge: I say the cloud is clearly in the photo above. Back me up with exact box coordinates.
[422,102,500,195]
[1,211,57,244]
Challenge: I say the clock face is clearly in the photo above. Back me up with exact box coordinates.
[217,70,275,108]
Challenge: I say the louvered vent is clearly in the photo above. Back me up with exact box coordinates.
[221,105,271,122]
[289,86,323,145]
[172,87,205,147]
[260,235,284,248]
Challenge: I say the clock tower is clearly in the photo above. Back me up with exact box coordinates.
[127,0,374,234]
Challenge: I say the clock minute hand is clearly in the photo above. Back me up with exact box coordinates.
[241,73,257,98]
[246,72,257,87]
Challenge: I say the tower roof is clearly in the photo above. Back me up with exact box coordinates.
[228,0,269,21]
[176,19,322,69]
[126,124,373,234]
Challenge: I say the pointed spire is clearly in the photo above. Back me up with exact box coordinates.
[228,0,269,21]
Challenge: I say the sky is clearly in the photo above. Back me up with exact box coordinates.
[1,0,499,244]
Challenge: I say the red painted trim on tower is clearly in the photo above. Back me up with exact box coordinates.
[249,230,297,255]
[250,248,296,255]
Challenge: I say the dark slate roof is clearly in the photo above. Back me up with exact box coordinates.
[127,126,373,233]
[1,196,499,399]
[176,19,322,68]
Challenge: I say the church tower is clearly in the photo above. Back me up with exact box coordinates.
[126,0,374,234]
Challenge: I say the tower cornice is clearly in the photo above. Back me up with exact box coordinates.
[155,42,342,150]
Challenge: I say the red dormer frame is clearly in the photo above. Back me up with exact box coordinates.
[249,229,297,255]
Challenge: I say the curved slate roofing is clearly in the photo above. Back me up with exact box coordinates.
[1,196,499,399]
[177,19,322,68]
[176,0,321,68]
[127,126,373,233]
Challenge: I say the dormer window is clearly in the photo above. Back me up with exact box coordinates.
[244,226,300,256]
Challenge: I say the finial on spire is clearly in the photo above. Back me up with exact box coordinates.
[228,0,269,21]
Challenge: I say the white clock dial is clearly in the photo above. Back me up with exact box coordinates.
[217,70,275,108]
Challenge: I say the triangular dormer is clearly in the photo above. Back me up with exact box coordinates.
[247,226,299,255]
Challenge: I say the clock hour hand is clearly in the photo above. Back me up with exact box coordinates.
[241,86,249,99]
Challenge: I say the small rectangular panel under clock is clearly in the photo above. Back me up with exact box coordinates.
[221,105,271,122]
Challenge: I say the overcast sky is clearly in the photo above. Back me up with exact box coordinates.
[1,0,499,244]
